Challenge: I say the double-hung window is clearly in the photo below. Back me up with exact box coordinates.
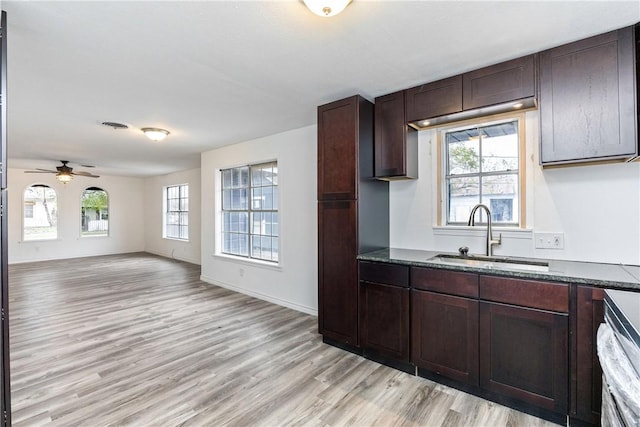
[443,118,522,226]
[221,162,278,263]
[164,184,189,240]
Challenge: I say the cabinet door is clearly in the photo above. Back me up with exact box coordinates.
[480,302,568,413]
[405,75,462,122]
[573,286,605,424]
[360,281,410,362]
[317,96,358,200]
[463,55,536,110]
[318,200,358,345]
[374,91,417,179]
[412,290,479,386]
[539,26,637,164]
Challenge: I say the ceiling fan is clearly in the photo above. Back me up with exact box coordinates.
[24,160,100,184]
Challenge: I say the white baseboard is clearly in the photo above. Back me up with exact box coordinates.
[145,249,201,265]
[8,250,145,265]
[200,274,318,316]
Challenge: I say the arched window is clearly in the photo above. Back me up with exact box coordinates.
[23,184,58,241]
[81,187,109,237]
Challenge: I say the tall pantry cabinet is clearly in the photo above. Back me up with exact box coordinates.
[317,95,389,348]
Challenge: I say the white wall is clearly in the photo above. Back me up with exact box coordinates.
[8,168,146,263]
[200,125,318,315]
[143,168,201,265]
[390,110,640,265]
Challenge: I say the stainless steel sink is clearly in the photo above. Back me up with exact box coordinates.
[429,254,550,272]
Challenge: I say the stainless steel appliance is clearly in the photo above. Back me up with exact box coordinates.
[597,289,640,427]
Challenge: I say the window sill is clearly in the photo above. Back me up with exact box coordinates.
[163,237,190,243]
[213,253,282,271]
[433,226,533,240]
[20,238,61,243]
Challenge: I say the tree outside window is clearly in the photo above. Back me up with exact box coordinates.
[445,119,520,226]
[81,187,109,237]
[23,185,58,241]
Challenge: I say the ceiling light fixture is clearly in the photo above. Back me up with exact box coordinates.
[141,127,170,142]
[303,0,352,17]
[56,172,73,184]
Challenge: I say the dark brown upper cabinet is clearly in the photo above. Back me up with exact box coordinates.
[405,56,537,130]
[539,26,638,165]
[406,75,463,124]
[463,55,536,110]
[374,91,418,180]
[318,96,361,200]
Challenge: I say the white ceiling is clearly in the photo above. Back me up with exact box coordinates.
[4,1,639,177]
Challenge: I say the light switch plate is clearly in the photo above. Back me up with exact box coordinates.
[534,232,565,249]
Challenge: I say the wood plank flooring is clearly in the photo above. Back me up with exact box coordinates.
[9,253,559,426]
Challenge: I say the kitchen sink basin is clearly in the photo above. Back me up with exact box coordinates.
[429,254,550,272]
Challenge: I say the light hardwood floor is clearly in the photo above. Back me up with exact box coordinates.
[9,253,558,426]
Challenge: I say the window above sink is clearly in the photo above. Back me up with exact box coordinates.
[437,113,527,229]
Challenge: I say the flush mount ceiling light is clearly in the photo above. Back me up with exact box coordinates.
[141,127,170,142]
[303,0,352,17]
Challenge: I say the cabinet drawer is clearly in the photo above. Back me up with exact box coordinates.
[359,261,409,288]
[479,275,569,313]
[411,267,478,298]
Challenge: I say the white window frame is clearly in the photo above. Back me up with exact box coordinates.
[437,113,526,228]
[22,184,58,242]
[80,187,109,238]
[218,161,279,265]
[163,184,189,241]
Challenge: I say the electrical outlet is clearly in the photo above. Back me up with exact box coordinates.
[534,232,565,249]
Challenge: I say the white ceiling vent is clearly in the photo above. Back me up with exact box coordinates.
[100,121,129,130]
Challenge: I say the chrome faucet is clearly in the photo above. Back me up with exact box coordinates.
[467,203,502,256]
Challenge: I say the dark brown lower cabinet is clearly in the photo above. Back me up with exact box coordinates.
[480,301,569,414]
[360,281,410,362]
[354,261,606,424]
[412,290,479,386]
[318,200,358,346]
[573,286,605,424]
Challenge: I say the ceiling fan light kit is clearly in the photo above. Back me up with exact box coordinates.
[24,160,100,184]
[141,127,170,142]
[56,172,73,184]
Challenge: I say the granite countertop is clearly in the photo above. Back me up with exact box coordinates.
[358,248,640,292]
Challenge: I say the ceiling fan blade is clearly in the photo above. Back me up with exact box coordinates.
[36,168,57,172]
[24,170,56,174]
[72,171,100,178]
